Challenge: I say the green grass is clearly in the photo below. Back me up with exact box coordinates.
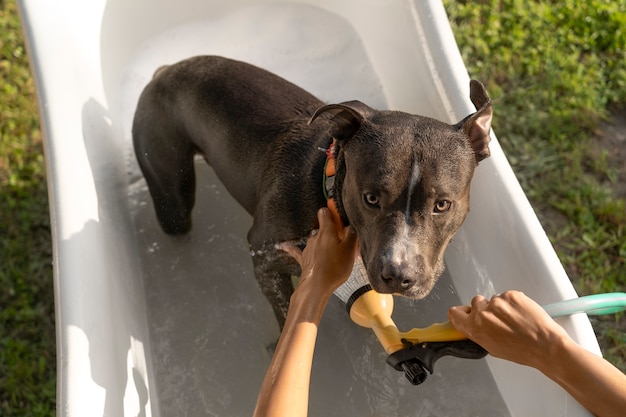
[444,0,626,370]
[1,0,56,415]
[1,0,625,414]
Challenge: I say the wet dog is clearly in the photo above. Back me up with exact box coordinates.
[132,56,492,328]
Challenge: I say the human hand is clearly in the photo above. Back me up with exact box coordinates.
[280,207,359,299]
[447,290,572,369]
[255,208,357,417]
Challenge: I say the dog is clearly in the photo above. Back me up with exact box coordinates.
[132,55,492,329]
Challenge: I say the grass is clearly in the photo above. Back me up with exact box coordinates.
[1,0,56,415]
[443,0,626,370]
[1,0,624,415]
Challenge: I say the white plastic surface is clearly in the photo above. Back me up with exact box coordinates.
[18,0,600,416]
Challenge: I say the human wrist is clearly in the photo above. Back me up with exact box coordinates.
[529,327,575,374]
[295,266,343,301]
[289,279,333,324]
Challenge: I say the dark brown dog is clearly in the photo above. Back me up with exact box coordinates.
[132,56,492,328]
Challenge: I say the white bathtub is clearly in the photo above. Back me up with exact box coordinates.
[18,0,600,416]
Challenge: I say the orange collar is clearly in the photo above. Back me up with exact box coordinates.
[323,138,345,234]
[323,138,336,199]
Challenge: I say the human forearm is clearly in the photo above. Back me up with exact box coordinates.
[253,208,358,417]
[448,291,626,417]
[253,288,331,417]
[537,335,626,417]
[253,324,318,417]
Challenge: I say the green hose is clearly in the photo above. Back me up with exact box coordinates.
[543,292,626,318]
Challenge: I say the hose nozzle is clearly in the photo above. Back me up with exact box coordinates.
[334,259,486,385]
[335,261,626,386]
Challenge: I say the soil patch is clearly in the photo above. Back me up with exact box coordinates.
[590,105,626,199]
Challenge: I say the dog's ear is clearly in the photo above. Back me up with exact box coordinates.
[309,101,374,140]
[457,80,493,163]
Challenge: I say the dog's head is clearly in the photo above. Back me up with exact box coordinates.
[310,81,492,298]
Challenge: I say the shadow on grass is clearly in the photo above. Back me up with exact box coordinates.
[0,165,56,416]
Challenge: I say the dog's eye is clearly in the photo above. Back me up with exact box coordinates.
[363,193,380,208]
[433,200,452,213]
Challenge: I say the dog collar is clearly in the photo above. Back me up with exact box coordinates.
[322,138,345,230]
[323,138,337,200]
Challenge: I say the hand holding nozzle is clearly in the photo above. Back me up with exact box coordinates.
[334,259,626,386]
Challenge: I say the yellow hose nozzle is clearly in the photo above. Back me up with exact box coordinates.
[398,321,467,344]
[347,288,467,354]
[334,259,487,386]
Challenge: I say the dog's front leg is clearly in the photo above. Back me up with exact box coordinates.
[251,244,301,330]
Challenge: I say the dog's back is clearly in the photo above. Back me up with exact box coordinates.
[133,56,325,234]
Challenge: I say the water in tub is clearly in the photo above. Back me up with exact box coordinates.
[118,4,510,416]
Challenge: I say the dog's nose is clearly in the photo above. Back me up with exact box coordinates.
[381,263,417,291]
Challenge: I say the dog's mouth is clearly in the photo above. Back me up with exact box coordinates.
[362,255,444,299]
[369,276,437,299]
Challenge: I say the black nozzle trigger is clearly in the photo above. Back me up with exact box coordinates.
[386,340,488,385]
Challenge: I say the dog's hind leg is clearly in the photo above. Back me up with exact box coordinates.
[133,123,197,235]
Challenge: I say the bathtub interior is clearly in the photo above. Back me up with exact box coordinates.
[118,4,511,416]
[19,0,599,416]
